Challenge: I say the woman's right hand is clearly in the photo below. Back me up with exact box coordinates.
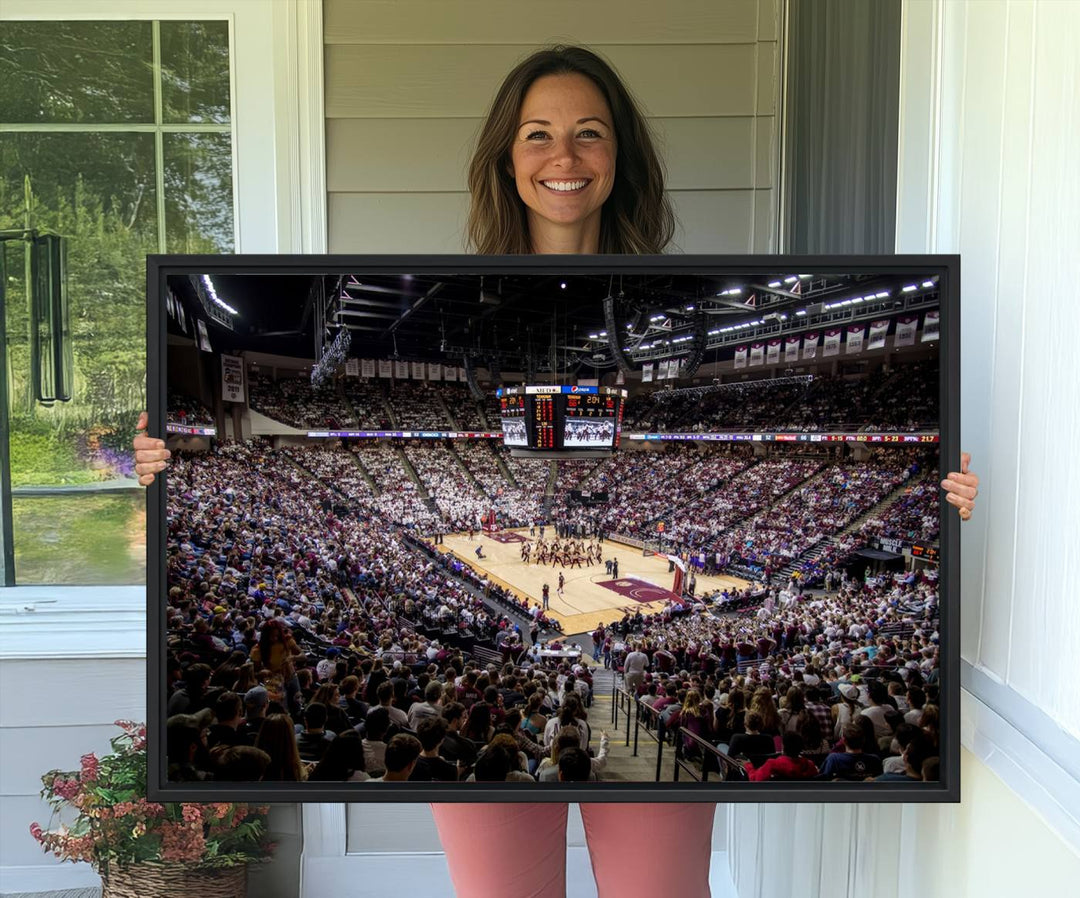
[133,411,171,486]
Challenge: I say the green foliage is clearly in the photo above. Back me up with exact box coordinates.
[30,722,274,873]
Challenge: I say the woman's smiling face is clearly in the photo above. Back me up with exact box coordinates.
[509,72,617,250]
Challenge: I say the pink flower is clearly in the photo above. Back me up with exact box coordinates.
[80,753,100,782]
[181,805,203,824]
[29,822,43,842]
[52,778,80,801]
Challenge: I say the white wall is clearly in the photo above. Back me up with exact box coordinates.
[729,1,1080,894]
[323,0,782,254]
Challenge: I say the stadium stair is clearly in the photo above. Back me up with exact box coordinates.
[836,470,934,538]
[381,393,399,428]
[346,450,381,496]
[335,379,361,428]
[394,445,430,497]
[434,391,458,428]
[491,443,519,488]
[447,443,487,495]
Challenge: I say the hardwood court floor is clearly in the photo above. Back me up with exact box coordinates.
[434,529,750,635]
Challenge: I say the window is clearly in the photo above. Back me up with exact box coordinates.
[1,19,234,584]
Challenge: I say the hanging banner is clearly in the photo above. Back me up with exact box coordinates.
[389,360,404,379]
[345,358,360,377]
[642,362,654,382]
[361,358,376,379]
[615,369,625,385]
[457,366,467,382]
[749,343,765,366]
[378,359,393,378]
[846,325,865,354]
[868,319,890,350]
[734,346,748,369]
[410,361,425,380]
[427,362,442,380]
[196,319,212,352]
[766,339,781,364]
[784,337,800,362]
[802,332,819,359]
[823,329,841,357]
[922,310,940,342]
[894,316,918,348]
[443,366,457,381]
[221,355,244,403]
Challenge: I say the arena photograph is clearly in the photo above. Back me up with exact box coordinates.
[154,262,951,797]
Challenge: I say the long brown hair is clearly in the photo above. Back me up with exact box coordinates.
[467,45,675,254]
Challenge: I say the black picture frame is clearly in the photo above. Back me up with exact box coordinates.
[146,253,960,803]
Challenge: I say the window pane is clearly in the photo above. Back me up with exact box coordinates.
[2,131,154,584]
[160,20,232,124]
[0,22,154,124]
[11,492,146,585]
[164,132,235,253]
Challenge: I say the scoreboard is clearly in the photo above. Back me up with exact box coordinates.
[498,385,626,455]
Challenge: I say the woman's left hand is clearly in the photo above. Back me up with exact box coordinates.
[941,452,979,520]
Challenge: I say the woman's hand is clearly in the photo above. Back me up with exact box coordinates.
[133,411,171,486]
[940,452,979,521]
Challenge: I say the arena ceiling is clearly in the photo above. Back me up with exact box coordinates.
[166,270,939,369]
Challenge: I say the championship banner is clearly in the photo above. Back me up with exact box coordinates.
[894,316,918,348]
[784,337,800,362]
[657,360,669,380]
[427,362,442,380]
[345,358,360,377]
[457,366,467,382]
[922,310,940,342]
[361,358,376,379]
[378,359,393,378]
[221,354,244,403]
[868,319,890,350]
[196,319,212,352]
[411,361,425,380]
[823,329,841,357]
[615,369,625,385]
[749,343,765,366]
[734,346,748,369]
[393,360,408,379]
[642,362,654,382]
[802,332,819,359]
[766,339,781,364]
[443,365,457,381]
[846,325,865,354]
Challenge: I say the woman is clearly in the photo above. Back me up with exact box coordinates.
[135,43,979,898]
[537,727,610,782]
[542,691,590,753]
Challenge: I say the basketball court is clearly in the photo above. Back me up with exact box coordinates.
[433,528,750,634]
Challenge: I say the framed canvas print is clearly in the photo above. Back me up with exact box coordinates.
[147,254,959,803]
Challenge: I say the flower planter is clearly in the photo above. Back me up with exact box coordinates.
[101,862,247,898]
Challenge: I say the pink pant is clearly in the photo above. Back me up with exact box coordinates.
[431,802,716,898]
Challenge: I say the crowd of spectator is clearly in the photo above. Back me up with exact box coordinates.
[603,568,941,782]
[248,373,356,430]
[167,391,215,427]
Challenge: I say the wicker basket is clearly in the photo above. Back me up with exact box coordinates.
[101,862,247,898]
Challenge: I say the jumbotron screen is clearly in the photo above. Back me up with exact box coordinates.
[498,385,627,454]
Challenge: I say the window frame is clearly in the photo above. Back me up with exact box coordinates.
[0,0,325,606]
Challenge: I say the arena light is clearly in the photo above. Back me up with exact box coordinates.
[922,280,934,288]
[875,291,889,298]
[202,275,238,315]
[795,309,807,316]
[902,284,917,292]
[768,280,782,288]
[784,276,798,284]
